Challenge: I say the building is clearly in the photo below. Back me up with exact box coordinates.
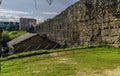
[7,33,60,54]
[19,18,36,32]
[0,21,19,31]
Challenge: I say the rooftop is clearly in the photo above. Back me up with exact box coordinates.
[7,33,38,46]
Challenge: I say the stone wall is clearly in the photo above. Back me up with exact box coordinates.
[36,0,120,47]
[12,35,60,54]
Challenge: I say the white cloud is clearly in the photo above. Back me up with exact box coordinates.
[0,8,29,22]
[0,9,29,15]
[0,8,45,22]
[42,12,58,15]
[0,0,79,23]
[35,16,45,23]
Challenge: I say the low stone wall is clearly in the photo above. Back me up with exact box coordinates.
[12,35,60,54]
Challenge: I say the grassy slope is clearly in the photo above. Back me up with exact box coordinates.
[2,31,27,40]
[1,47,120,76]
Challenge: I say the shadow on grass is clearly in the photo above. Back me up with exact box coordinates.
[1,45,117,61]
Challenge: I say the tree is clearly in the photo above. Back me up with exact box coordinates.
[0,27,3,57]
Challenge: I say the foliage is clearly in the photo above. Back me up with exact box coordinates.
[2,31,27,41]
[0,22,19,31]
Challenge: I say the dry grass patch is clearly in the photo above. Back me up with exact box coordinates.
[76,67,120,76]
[104,67,120,76]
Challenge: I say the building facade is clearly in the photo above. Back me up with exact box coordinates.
[19,18,36,32]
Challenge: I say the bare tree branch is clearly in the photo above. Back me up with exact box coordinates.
[0,0,2,4]
[34,0,37,9]
[46,0,53,5]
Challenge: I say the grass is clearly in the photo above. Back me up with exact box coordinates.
[2,31,27,40]
[1,46,120,76]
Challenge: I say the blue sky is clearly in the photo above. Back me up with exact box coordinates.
[0,0,79,22]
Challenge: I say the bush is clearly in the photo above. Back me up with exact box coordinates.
[2,31,27,42]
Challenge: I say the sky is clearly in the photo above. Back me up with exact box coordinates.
[0,0,79,23]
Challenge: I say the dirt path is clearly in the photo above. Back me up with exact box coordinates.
[76,67,120,76]
[104,68,120,76]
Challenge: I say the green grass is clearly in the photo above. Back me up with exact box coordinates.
[2,31,27,40]
[1,47,120,76]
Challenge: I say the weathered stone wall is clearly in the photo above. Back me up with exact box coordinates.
[36,0,120,47]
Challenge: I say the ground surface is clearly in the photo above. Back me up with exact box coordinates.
[1,47,120,76]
